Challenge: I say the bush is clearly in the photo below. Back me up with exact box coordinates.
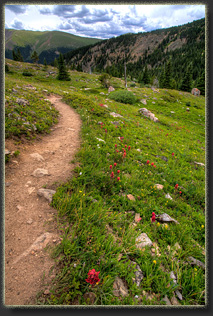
[5,64,10,73]
[99,73,111,88]
[22,71,33,77]
[108,90,137,104]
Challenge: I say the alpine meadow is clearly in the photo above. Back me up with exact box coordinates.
[4,15,206,307]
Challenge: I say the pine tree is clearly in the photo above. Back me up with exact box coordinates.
[12,49,18,61]
[142,65,150,85]
[180,64,193,92]
[54,58,58,68]
[57,53,71,81]
[196,72,205,95]
[31,51,39,64]
[164,59,172,89]
[43,58,48,70]
[17,48,23,62]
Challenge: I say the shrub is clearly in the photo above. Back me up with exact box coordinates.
[5,64,10,73]
[99,73,111,88]
[22,71,33,77]
[108,90,137,104]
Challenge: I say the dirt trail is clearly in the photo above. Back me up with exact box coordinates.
[4,95,81,306]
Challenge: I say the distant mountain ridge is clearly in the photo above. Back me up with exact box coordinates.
[5,29,102,64]
[63,18,205,90]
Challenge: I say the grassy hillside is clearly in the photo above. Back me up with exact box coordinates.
[5,59,206,306]
[5,29,102,64]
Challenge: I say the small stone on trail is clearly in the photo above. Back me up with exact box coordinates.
[32,168,49,177]
[27,218,33,225]
[37,188,56,203]
[30,153,44,162]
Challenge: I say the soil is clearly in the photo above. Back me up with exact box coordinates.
[4,95,82,306]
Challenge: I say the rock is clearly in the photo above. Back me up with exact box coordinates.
[113,276,129,297]
[171,295,180,305]
[171,111,175,114]
[32,168,49,177]
[127,194,135,201]
[135,233,153,249]
[6,182,12,187]
[27,218,33,225]
[170,271,177,283]
[155,213,179,224]
[5,149,11,155]
[134,213,141,223]
[37,188,56,203]
[16,98,29,106]
[83,292,96,305]
[155,155,168,162]
[108,86,115,93]
[44,289,50,295]
[175,290,183,301]
[165,193,173,200]
[162,295,172,305]
[187,256,205,270]
[151,242,161,257]
[129,261,144,287]
[30,153,44,162]
[28,187,35,195]
[191,88,200,96]
[194,161,205,167]
[12,88,18,93]
[110,112,123,118]
[155,184,164,190]
[140,99,147,105]
[111,121,122,125]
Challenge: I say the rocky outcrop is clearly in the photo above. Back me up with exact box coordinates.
[139,108,159,122]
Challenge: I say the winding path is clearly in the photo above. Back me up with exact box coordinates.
[4,95,81,306]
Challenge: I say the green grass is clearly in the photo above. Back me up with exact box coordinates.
[5,59,206,306]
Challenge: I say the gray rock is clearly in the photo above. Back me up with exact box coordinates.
[16,98,29,106]
[37,188,56,203]
[171,295,181,305]
[140,99,147,105]
[188,256,205,270]
[162,295,172,305]
[165,193,173,200]
[135,233,153,249]
[130,261,144,287]
[113,276,129,297]
[32,168,49,177]
[30,153,45,162]
[175,290,183,301]
[155,213,179,224]
[110,112,123,118]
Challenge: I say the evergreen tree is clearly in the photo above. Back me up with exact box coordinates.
[17,48,23,62]
[164,59,172,89]
[43,58,48,70]
[57,53,71,81]
[31,51,39,64]
[142,65,150,85]
[5,64,10,73]
[12,49,18,61]
[54,58,58,68]
[196,72,205,95]
[180,64,193,92]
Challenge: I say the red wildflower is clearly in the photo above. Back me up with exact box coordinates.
[99,103,104,107]
[172,153,174,156]
[115,144,117,148]
[136,217,142,222]
[117,170,120,174]
[110,165,112,169]
[105,129,107,133]
[153,165,156,168]
[179,191,182,194]
[146,160,150,164]
[120,137,124,140]
[151,162,154,166]
[123,152,126,158]
[85,269,100,286]
[92,108,94,111]
[175,184,178,189]
[116,150,119,153]
[128,146,131,151]
[151,212,156,223]
[125,145,127,148]
[117,177,120,181]
[110,171,114,178]
[114,163,117,167]
[166,133,168,136]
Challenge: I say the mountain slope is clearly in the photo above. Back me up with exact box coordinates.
[5,29,102,64]
[63,18,205,91]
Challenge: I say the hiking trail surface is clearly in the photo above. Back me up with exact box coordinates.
[4,95,81,306]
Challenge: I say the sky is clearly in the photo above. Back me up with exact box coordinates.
[5,4,206,39]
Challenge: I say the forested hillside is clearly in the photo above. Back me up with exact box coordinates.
[63,18,205,94]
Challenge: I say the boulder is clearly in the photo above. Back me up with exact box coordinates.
[37,188,56,203]
[108,86,115,93]
[32,168,49,177]
[135,233,153,249]
[191,88,200,96]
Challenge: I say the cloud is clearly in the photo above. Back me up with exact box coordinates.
[82,15,112,24]
[52,5,90,18]
[122,16,147,27]
[11,19,25,30]
[5,5,28,14]
[39,7,52,15]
